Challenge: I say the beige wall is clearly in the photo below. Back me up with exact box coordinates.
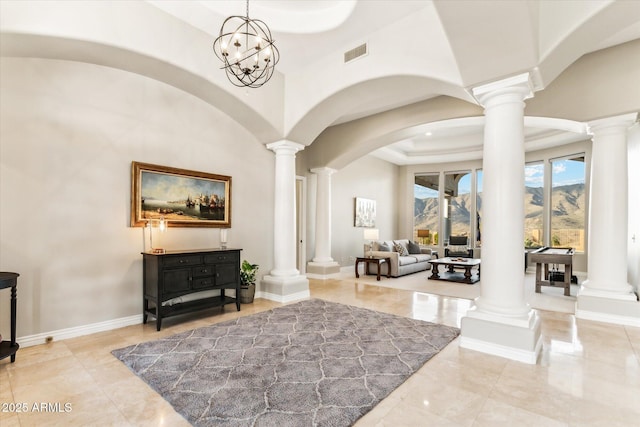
[0,58,276,339]
[316,155,399,267]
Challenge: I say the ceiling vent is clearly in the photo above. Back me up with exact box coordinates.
[344,43,368,63]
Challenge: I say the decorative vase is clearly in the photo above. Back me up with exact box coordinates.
[239,283,255,304]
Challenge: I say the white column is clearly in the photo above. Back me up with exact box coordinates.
[577,113,640,326]
[460,73,542,364]
[261,140,310,302]
[307,168,341,278]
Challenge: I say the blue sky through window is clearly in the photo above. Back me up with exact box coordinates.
[525,159,585,188]
[551,159,585,187]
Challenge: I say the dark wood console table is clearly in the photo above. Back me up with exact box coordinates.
[0,272,19,363]
[142,249,242,331]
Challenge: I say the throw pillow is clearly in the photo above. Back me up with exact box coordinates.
[448,245,469,253]
[407,240,421,254]
[377,242,391,252]
[393,241,409,256]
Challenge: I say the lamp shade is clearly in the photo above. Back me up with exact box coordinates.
[364,228,379,241]
[417,229,430,238]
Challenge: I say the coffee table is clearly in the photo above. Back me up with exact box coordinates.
[429,257,481,284]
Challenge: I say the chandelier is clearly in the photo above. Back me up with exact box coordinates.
[212,0,280,88]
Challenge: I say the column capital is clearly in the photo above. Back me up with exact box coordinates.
[266,140,305,154]
[472,72,534,107]
[310,167,337,176]
[588,113,638,136]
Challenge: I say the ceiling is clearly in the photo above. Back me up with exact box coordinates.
[146,0,640,165]
[3,1,636,165]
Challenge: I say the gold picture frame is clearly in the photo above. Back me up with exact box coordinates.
[130,162,231,228]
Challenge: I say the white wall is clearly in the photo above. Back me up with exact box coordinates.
[0,58,275,339]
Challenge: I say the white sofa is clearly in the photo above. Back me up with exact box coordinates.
[363,239,436,277]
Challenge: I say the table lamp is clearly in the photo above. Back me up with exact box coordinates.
[363,228,379,258]
[417,229,430,245]
[220,228,228,249]
[148,216,166,254]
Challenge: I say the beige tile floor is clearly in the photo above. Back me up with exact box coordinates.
[1,278,639,426]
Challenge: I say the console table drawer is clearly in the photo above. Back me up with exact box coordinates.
[204,253,237,264]
[163,255,201,267]
[192,266,214,277]
[193,276,215,289]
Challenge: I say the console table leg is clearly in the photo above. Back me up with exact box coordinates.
[143,298,149,324]
[355,261,360,278]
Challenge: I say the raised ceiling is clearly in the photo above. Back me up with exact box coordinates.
[2,0,639,165]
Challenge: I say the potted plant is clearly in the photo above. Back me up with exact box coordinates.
[239,260,259,303]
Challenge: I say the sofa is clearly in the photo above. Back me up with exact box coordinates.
[363,239,436,277]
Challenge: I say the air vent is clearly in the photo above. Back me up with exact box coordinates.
[344,43,368,63]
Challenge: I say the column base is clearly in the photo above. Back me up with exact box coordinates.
[259,275,310,303]
[306,261,341,279]
[576,288,640,327]
[460,307,542,364]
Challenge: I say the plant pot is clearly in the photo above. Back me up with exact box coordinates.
[239,283,255,304]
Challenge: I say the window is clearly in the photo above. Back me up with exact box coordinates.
[444,171,471,244]
[414,174,439,245]
[550,155,585,251]
[524,162,544,249]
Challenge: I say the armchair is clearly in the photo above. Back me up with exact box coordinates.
[445,236,473,258]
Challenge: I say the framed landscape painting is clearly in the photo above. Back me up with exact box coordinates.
[130,162,231,228]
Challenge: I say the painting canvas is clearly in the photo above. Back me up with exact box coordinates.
[131,162,231,228]
[355,197,376,227]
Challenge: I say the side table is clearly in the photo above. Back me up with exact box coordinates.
[355,257,391,281]
[0,272,19,363]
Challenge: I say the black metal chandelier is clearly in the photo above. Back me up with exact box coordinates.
[212,0,280,88]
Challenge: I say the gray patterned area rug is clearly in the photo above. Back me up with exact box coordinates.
[112,298,460,426]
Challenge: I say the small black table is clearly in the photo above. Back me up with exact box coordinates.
[0,272,19,363]
[355,257,391,281]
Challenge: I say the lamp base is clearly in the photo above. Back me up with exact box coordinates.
[151,248,165,254]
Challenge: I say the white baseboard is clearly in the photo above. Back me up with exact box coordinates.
[17,314,143,348]
[306,272,342,280]
[459,335,542,365]
[256,290,310,303]
[575,308,640,327]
